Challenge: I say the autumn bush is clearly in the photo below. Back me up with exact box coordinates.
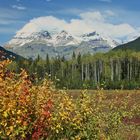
[0,60,139,140]
[0,60,53,139]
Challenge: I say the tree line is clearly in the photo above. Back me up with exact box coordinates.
[8,50,140,89]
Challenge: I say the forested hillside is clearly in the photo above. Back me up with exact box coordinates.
[113,37,140,51]
[0,46,24,61]
[7,50,140,89]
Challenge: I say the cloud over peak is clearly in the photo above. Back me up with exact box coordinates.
[16,11,139,42]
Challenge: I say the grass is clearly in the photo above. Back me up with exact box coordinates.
[67,89,140,99]
[67,89,140,139]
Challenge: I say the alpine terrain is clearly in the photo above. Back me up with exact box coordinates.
[5,29,118,59]
[113,37,140,51]
[0,46,24,61]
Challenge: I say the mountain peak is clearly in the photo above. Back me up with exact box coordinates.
[81,31,119,48]
[60,30,68,34]
[5,29,118,59]
[53,30,79,46]
[56,30,70,38]
[83,31,99,37]
[31,30,52,39]
[0,46,24,60]
[113,36,140,51]
[82,31,102,42]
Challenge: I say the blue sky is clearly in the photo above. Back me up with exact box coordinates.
[0,0,140,45]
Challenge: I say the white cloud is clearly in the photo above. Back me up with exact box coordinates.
[12,5,26,10]
[16,11,139,42]
[80,11,104,22]
[78,11,136,39]
[16,16,67,37]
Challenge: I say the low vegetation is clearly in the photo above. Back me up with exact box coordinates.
[0,60,140,139]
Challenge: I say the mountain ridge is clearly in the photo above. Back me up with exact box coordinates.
[113,37,140,51]
[0,46,24,61]
[5,30,118,59]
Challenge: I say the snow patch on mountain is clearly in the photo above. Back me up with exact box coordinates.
[51,30,80,46]
[123,31,140,44]
[5,29,120,59]
[81,31,118,48]
[6,30,82,49]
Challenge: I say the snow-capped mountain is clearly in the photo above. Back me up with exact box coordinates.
[81,31,118,48]
[6,30,80,48]
[51,30,80,46]
[5,30,118,59]
[82,32,101,41]
[7,31,52,48]
[122,31,140,44]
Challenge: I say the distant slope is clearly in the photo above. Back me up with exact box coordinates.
[0,46,24,61]
[113,37,140,51]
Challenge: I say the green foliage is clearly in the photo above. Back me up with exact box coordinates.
[113,37,140,51]
[7,50,140,89]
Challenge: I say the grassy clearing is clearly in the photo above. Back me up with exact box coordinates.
[67,89,140,139]
[67,89,140,96]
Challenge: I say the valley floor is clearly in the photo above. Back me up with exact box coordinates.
[67,89,140,98]
[67,89,140,139]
